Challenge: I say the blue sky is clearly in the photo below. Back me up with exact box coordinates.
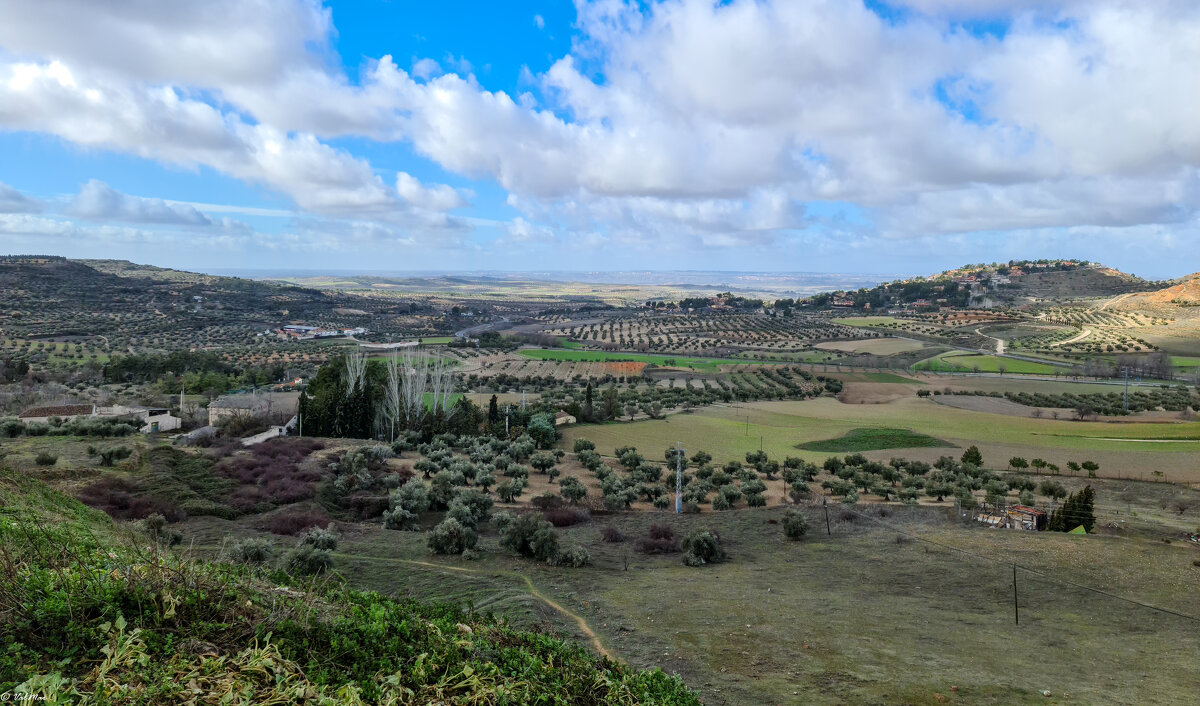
[0,1,1195,278]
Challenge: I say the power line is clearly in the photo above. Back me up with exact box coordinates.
[831,504,1200,624]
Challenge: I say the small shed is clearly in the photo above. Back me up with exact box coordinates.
[554,410,577,426]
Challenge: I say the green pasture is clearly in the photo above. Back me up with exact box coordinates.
[797,427,950,452]
[912,351,1060,375]
[558,397,1200,481]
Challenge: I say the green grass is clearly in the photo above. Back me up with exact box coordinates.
[324,505,1200,705]
[558,397,1200,482]
[416,336,454,345]
[797,426,951,452]
[0,470,698,703]
[518,348,771,371]
[557,338,585,349]
[913,351,1060,375]
[1171,356,1200,369]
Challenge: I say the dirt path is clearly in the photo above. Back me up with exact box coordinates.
[974,328,1005,354]
[1100,292,1134,311]
[1052,328,1092,347]
[339,554,616,661]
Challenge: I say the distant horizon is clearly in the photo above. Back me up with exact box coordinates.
[0,2,1196,277]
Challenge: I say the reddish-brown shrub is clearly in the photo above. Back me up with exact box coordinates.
[267,509,331,535]
[543,507,590,527]
[214,438,326,511]
[636,523,680,554]
[76,476,183,522]
[601,525,626,543]
[531,493,565,511]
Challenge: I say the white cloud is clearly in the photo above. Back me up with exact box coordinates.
[0,0,1197,260]
[67,179,214,225]
[395,172,469,211]
[0,182,42,213]
[534,14,545,30]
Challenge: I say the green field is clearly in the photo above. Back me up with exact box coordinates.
[518,348,770,371]
[189,505,1200,706]
[858,372,927,384]
[559,397,1200,482]
[798,427,950,452]
[1171,356,1200,369]
[913,351,1061,375]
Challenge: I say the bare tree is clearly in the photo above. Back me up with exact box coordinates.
[344,350,366,398]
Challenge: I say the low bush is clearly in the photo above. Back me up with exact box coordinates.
[681,528,725,567]
[267,509,331,536]
[783,509,808,540]
[636,523,681,554]
[298,523,339,551]
[283,543,332,575]
[75,476,182,521]
[427,517,478,555]
[225,537,274,564]
[500,512,560,563]
[601,525,626,543]
[555,544,591,568]
[543,507,590,527]
[34,451,58,466]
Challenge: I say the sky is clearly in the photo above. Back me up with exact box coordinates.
[0,0,1196,279]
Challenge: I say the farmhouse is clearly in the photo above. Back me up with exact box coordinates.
[96,405,182,434]
[208,391,299,426]
[554,410,577,426]
[18,404,96,424]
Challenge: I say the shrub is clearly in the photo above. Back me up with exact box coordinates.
[783,509,808,540]
[555,544,591,568]
[531,492,565,510]
[500,512,559,563]
[573,439,595,453]
[298,524,340,551]
[427,517,478,555]
[601,525,626,543]
[225,537,274,564]
[98,445,133,467]
[543,507,590,527]
[75,476,182,522]
[268,509,332,536]
[637,524,680,554]
[34,451,58,466]
[681,529,725,567]
[283,543,332,575]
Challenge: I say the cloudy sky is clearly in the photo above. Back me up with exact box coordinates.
[0,0,1196,277]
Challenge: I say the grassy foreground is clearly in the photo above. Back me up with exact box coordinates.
[0,468,699,704]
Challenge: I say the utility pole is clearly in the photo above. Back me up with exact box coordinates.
[505,405,510,437]
[1012,564,1019,625]
[675,441,683,514]
[823,497,831,536]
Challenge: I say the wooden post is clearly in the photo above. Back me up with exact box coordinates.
[1012,564,1019,625]
[823,498,831,536]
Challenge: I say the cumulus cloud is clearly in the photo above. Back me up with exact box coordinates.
[66,179,213,225]
[0,0,1197,260]
[0,182,42,213]
[395,172,469,211]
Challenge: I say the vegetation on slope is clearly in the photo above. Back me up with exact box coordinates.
[0,468,698,704]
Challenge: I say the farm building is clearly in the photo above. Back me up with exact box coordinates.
[18,403,180,433]
[18,404,96,424]
[208,391,299,426]
[554,410,577,426]
[973,504,1047,531]
[96,405,182,434]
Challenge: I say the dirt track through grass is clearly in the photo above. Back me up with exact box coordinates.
[334,552,616,660]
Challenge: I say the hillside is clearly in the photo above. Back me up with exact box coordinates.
[806,260,1155,312]
[0,257,429,350]
[0,467,698,703]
